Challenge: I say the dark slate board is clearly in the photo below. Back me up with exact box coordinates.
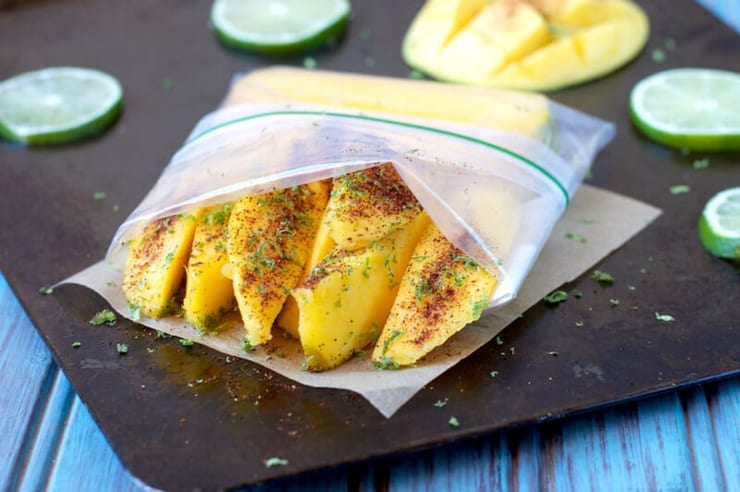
[0,0,738,489]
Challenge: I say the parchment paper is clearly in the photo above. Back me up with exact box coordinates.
[62,184,660,417]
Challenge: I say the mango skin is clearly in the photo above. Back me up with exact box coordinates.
[122,211,200,319]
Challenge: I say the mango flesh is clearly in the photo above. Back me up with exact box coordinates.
[325,163,423,251]
[403,0,649,91]
[228,66,550,138]
[182,203,235,332]
[372,223,498,367]
[293,212,431,371]
[122,212,200,318]
[227,181,330,346]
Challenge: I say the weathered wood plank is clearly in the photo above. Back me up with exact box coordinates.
[708,379,740,492]
[0,273,55,490]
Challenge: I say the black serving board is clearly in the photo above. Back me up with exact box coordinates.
[1,0,738,489]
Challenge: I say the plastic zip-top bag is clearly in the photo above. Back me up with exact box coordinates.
[111,95,613,309]
[62,68,627,416]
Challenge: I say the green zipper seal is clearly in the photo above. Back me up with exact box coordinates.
[182,110,569,205]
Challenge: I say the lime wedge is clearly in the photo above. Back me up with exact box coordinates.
[211,0,351,55]
[698,187,740,260]
[630,68,740,151]
[0,67,123,146]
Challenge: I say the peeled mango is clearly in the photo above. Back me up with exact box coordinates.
[403,0,650,91]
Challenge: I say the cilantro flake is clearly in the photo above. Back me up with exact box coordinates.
[116,343,128,355]
[670,184,690,195]
[490,370,499,378]
[302,57,317,69]
[565,232,587,243]
[93,191,107,200]
[180,338,194,347]
[72,341,81,348]
[265,457,289,468]
[544,290,568,305]
[651,48,666,63]
[408,69,425,80]
[572,289,583,298]
[434,398,448,408]
[592,270,614,285]
[89,309,117,326]
[692,158,709,169]
[39,286,54,295]
[448,417,460,427]
[655,312,676,322]
[609,298,621,308]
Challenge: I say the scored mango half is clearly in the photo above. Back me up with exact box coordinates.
[403,0,649,91]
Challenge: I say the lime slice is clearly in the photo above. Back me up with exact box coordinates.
[630,68,740,151]
[0,67,122,146]
[211,0,351,55]
[698,187,740,260]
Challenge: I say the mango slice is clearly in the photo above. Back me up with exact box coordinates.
[227,182,330,346]
[325,163,422,251]
[372,223,498,368]
[227,66,550,138]
[293,212,431,371]
[403,0,649,91]
[122,211,200,318]
[182,203,235,332]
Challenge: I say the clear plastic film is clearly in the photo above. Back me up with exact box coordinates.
[109,100,614,308]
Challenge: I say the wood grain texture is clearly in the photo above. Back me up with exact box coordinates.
[0,1,738,491]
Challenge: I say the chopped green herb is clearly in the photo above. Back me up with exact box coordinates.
[655,312,676,322]
[180,338,194,347]
[408,69,425,80]
[302,57,317,69]
[448,417,460,427]
[591,270,614,285]
[162,78,175,90]
[89,309,117,326]
[547,351,559,357]
[664,37,676,50]
[692,158,709,169]
[374,357,399,370]
[39,286,54,295]
[565,232,587,243]
[495,336,504,346]
[116,343,128,355]
[544,290,568,305]
[128,303,141,322]
[490,370,499,378]
[651,48,666,63]
[265,457,289,468]
[240,339,256,352]
[572,289,583,298]
[471,298,487,318]
[627,285,636,291]
[575,321,584,327]
[434,398,448,408]
[609,298,621,308]
[156,330,171,340]
[669,184,690,195]
[72,341,81,348]
[93,191,107,200]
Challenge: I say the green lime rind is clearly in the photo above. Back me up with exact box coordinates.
[0,98,122,146]
[629,68,740,152]
[630,106,740,152]
[698,214,740,259]
[211,0,351,55]
[0,67,123,146]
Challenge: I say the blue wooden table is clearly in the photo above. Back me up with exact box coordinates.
[1,2,739,490]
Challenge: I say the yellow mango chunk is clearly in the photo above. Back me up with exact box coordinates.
[275,207,336,338]
[182,203,235,332]
[227,182,330,346]
[402,0,487,67]
[228,67,550,138]
[372,223,497,368]
[325,163,422,251]
[293,212,431,371]
[403,0,649,91]
[436,0,550,83]
[122,211,200,318]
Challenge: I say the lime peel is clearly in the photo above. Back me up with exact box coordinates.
[211,0,351,55]
[0,67,122,146]
[698,187,740,260]
[630,68,740,151]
